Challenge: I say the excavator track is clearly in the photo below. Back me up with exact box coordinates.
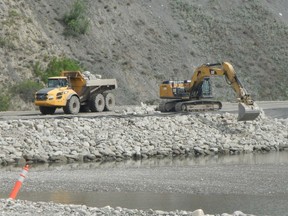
[159,100,222,112]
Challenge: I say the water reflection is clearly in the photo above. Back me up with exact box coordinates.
[1,151,288,172]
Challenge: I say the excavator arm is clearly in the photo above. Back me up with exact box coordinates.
[188,62,260,121]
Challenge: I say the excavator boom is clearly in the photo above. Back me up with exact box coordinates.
[159,62,260,121]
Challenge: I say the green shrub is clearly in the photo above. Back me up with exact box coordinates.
[33,57,82,83]
[33,61,43,78]
[8,10,19,17]
[0,93,10,111]
[0,37,15,49]
[12,80,44,103]
[63,0,90,36]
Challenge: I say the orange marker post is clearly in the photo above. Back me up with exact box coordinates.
[9,164,30,199]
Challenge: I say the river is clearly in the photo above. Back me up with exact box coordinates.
[1,151,288,216]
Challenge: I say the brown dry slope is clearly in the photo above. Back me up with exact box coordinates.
[0,0,288,109]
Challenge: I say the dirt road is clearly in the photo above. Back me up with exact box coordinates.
[0,101,287,121]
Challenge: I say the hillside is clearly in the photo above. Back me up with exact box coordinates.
[0,0,288,110]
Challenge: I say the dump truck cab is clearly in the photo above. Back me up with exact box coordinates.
[34,76,78,114]
[47,77,69,88]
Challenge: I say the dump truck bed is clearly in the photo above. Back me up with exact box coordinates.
[61,71,117,97]
[86,79,117,88]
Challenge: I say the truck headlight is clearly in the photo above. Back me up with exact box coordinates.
[48,95,54,100]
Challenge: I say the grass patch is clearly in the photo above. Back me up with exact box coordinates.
[8,10,19,17]
[33,57,82,83]
[0,93,10,111]
[63,0,90,36]
[11,80,43,103]
[0,36,16,49]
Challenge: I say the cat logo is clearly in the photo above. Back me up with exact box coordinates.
[210,70,216,75]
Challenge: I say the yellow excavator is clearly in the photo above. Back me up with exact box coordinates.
[159,62,260,121]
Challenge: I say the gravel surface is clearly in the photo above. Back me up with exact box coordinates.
[0,198,256,216]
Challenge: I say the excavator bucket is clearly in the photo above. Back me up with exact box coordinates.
[238,102,260,121]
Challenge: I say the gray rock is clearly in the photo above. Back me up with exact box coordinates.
[233,211,247,216]
[49,155,67,163]
[194,147,204,155]
[191,209,205,216]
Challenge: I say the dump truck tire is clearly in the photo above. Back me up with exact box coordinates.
[90,93,105,112]
[80,105,90,112]
[39,106,56,115]
[103,93,115,111]
[63,95,80,114]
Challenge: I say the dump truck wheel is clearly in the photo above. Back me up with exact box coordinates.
[90,93,105,112]
[80,105,90,112]
[39,106,56,115]
[63,95,80,114]
[103,93,115,111]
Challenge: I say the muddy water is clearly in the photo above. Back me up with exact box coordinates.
[2,151,288,216]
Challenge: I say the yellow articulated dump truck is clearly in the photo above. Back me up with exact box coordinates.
[34,71,117,115]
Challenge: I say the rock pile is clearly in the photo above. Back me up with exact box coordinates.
[0,105,287,166]
[0,199,255,216]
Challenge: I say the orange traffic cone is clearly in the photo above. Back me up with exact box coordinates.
[9,164,30,199]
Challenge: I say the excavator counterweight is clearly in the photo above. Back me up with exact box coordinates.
[159,62,260,121]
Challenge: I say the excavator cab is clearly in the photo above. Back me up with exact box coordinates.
[190,77,213,99]
[201,78,213,97]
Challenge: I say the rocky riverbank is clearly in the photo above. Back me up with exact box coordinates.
[0,105,288,166]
